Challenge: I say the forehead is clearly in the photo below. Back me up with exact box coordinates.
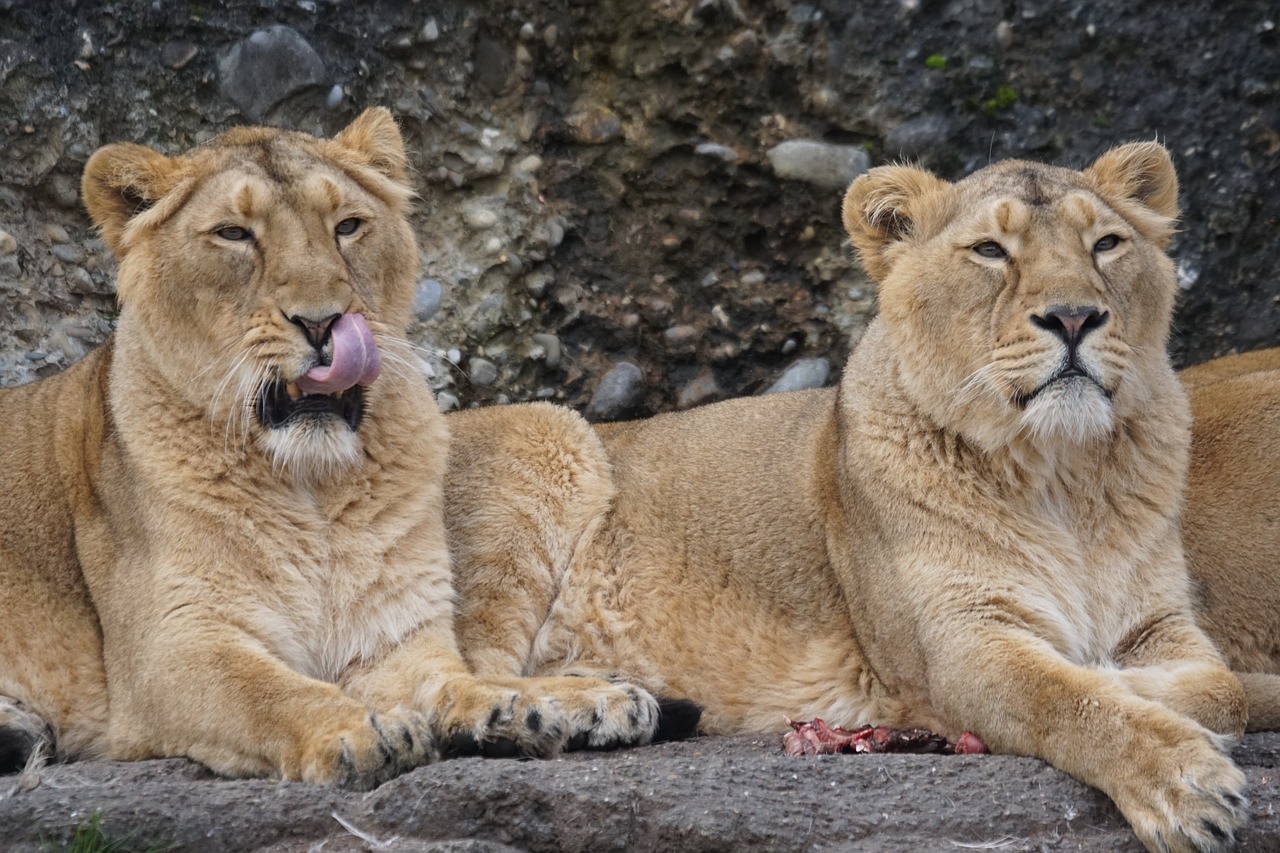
[187,133,362,210]
[955,161,1112,231]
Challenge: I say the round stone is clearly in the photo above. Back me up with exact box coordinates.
[764,357,832,394]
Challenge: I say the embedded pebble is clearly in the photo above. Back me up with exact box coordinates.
[414,278,443,322]
[766,140,871,190]
[587,362,645,421]
[44,224,70,244]
[325,84,344,110]
[515,155,543,173]
[0,230,16,256]
[543,25,559,49]
[519,22,537,42]
[420,18,440,42]
[160,40,199,70]
[764,357,831,394]
[664,324,700,351]
[566,106,622,144]
[677,367,722,409]
[218,26,326,122]
[468,357,499,386]
[695,143,739,164]
[52,244,82,264]
[525,272,552,298]
[436,391,459,412]
[531,332,561,368]
[464,207,499,230]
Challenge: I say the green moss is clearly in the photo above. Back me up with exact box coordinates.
[47,813,178,853]
[982,85,1019,114]
[924,53,947,70]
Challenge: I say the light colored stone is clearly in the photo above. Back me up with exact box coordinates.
[764,357,831,394]
[766,140,871,190]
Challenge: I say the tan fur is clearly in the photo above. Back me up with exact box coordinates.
[0,109,657,788]
[448,144,1250,852]
[1181,348,1280,730]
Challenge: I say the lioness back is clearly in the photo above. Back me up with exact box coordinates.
[1182,348,1280,721]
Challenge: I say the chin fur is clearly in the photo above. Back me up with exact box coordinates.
[257,419,362,479]
[1019,380,1115,445]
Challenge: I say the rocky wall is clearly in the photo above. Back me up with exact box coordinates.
[0,0,1277,417]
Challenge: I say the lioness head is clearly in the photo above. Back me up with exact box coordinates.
[842,143,1180,450]
[81,108,419,475]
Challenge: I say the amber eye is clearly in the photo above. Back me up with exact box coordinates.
[215,225,253,242]
[1093,234,1122,253]
[973,241,1008,260]
[335,218,362,237]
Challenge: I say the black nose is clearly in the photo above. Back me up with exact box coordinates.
[289,313,342,350]
[1031,305,1108,347]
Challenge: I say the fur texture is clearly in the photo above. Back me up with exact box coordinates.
[1181,348,1280,731]
[447,144,1254,852]
[0,109,657,787]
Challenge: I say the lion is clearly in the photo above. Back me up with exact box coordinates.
[444,142,1261,852]
[1181,347,1280,731]
[0,108,664,788]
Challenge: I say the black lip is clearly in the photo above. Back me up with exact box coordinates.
[1016,366,1108,408]
[255,380,365,431]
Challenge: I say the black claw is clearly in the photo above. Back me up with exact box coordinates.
[445,732,481,758]
[481,737,519,759]
[1202,819,1229,842]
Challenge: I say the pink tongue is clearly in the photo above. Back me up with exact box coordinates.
[296,313,382,396]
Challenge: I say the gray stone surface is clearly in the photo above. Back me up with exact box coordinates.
[3,734,1278,852]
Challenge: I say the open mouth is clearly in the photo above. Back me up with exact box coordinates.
[255,379,365,431]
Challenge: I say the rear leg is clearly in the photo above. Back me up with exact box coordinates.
[0,546,109,771]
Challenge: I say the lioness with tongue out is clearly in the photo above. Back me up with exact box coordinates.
[0,108,660,787]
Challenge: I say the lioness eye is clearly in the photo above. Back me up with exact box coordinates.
[1093,234,1122,253]
[973,241,1008,260]
[335,218,362,237]
[215,225,253,242]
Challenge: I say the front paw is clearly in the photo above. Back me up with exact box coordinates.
[295,708,436,790]
[1112,730,1247,853]
[432,680,569,758]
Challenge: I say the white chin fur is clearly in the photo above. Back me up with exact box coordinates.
[1019,379,1114,445]
[257,419,361,479]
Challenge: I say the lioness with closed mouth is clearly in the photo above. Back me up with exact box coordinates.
[446,142,1268,852]
[0,108,661,787]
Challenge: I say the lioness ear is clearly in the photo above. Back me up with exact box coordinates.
[1084,141,1179,221]
[842,165,949,282]
[332,107,408,183]
[82,143,185,255]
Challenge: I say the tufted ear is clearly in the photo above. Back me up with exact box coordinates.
[332,107,408,183]
[1084,141,1179,222]
[842,164,950,282]
[82,143,188,255]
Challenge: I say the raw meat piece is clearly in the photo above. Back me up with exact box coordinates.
[782,717,988,757]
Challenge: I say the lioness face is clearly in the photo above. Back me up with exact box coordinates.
[82,110,419,475]
[843,143,1179,450]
